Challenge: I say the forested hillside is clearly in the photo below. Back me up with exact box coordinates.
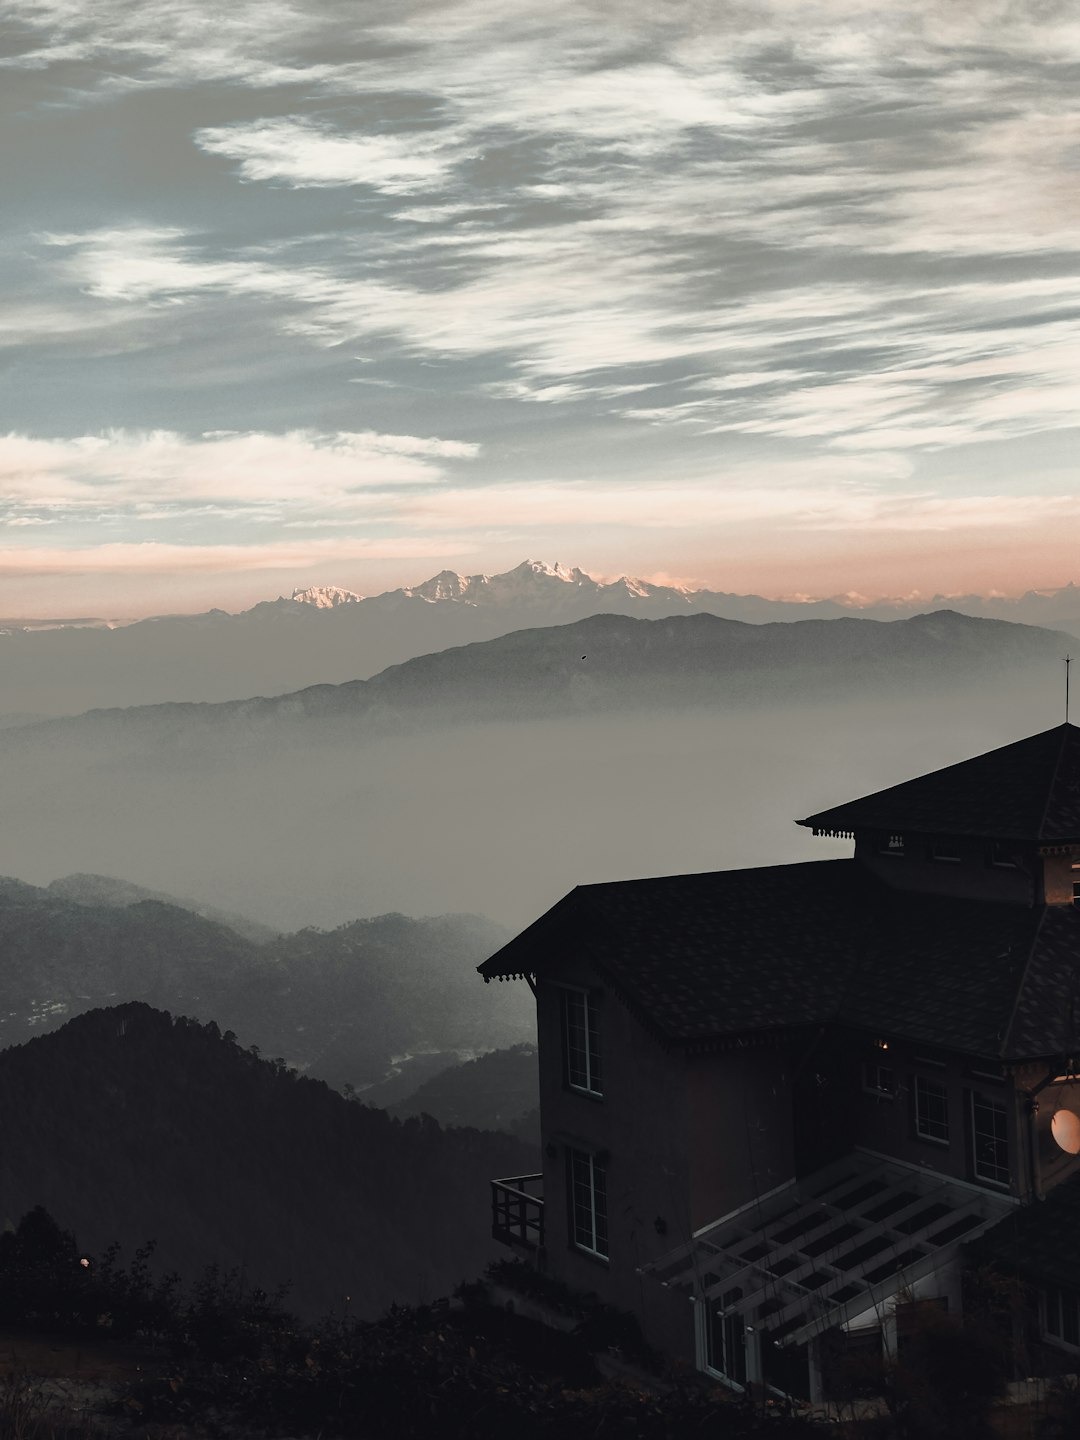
[0,880,532,1086]
[388,1043,539,1135]
[0,1004,537,1319]
[47,870,279,943]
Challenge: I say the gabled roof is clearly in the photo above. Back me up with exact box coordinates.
[799,723,1080,843]
[479,859,1080,1061]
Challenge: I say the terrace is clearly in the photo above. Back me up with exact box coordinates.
[491,1174,544,1250]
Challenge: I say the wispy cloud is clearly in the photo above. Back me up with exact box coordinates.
[0,428,478,507]
[0,536,465,576]
[8,0,1080,603]
[195,119,467,195]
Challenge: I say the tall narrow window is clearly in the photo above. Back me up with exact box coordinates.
[567,1147,608,1258]
[971,1092,1009,1186]
[915,1075,950,1143]
[562,988,602,1096]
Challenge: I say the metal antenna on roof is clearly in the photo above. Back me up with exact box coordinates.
[1067,655,1073,724]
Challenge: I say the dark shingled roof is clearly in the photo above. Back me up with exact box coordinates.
[479,859,1080,1061]
[972,1170,1080,1291]
[799,723,1080,843]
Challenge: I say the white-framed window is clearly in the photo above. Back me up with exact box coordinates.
[863,1062,896,1098]
[970,1092,1010,1187]
[1045,1286,1080,1349]
[915,1074,950,1144]
[567,1147,608,1259]
[561,987,602,1096]
[706,1288,747,1388]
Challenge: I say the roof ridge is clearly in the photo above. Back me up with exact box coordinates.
[1035,724,1072,842]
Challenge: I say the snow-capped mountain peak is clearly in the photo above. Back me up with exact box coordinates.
[281,562,696,615]
[406,570,477,603]
[290,585,364,608]
[509,559,581,582]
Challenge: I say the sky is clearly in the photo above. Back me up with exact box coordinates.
[4,0,1080,615]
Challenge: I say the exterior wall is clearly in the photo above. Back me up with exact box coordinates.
[855,831,1035,905]
[791,1032,861,1177]
[686,1046,797,1230]
[848,1036,1025,1199]
[534,961,695,1361]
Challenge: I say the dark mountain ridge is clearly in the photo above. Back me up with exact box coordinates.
[10,608,1074,754]
[0,1003,537,1320]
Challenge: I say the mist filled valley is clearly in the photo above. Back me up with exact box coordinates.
[1,605,1070,933]
[2,586,1078,1426]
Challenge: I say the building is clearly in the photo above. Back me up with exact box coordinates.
[478,722,1080,1401]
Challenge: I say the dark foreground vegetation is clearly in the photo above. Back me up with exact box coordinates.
[5,1210,1080,1438]
[0,1207,817,1440]
[0,1004,536,1318]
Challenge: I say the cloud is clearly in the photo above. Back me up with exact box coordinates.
[0,428,478,508]
[10,0,1080,611]
[195,119,467,195]
[0,536,466,577]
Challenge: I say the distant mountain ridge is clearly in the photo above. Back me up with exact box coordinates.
[14,608,1078,752]
[0,878,530,1088]
[8,559,1080,719]
[254,561,1080,626]
[47,872,278,944]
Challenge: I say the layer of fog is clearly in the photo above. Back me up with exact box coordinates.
[0,684,1054,934]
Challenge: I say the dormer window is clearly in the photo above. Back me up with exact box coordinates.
[989,841,1017,869]
[879,834,905,856]
[929,841,961,863]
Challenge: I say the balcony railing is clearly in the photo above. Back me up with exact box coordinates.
[491,1174,545,1249]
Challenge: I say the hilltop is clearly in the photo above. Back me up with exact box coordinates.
[0,1003,537,1320]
